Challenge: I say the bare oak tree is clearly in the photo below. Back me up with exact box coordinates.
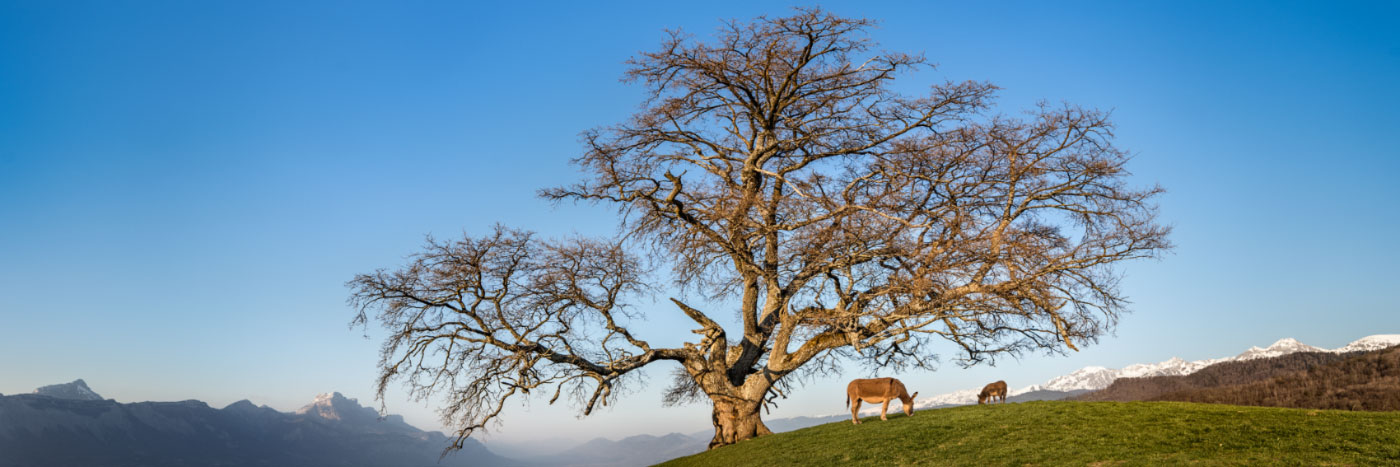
[349,8,1170,451]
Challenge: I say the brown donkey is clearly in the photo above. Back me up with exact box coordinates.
[977,380,1008,404]
[846,378,918,424]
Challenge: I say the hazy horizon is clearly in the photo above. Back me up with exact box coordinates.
[3,0,1397,446]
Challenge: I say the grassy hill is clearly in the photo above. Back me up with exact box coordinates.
[659,401,1400,466]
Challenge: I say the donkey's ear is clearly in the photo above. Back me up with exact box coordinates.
[911,392,918,399]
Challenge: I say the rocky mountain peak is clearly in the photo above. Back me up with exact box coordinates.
[292,392,417,435]
[32,379,104,401]
[297,392,367,421]
[225,399,256,409]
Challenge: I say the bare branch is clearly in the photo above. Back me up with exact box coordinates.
[353,6,1169,452]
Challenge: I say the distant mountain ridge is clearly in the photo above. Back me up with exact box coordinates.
[1150,345,1400,411]
[1075,348,1365,402]
[6,334,1394,466]
[897,334,1400,412]
[1334,334,1400,353]
[0,383,517,467]
[529,432,709,467]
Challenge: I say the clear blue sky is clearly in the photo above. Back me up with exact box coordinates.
[2,0,1397,445]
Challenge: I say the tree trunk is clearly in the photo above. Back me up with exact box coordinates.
[707,397,772,449]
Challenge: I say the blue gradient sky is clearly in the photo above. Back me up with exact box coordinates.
[2,1,1397,444]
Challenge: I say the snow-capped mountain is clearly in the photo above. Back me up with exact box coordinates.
[31,378,104,401]
[908,334,1397,409]
[1037,366,1120,392]
[912,388,982,407]
[1333,334,1400,353]
[1232,337,1323,361]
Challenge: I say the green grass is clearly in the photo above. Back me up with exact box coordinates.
[659,401,1400,466]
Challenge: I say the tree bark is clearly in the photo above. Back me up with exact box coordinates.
[707,396,772,449]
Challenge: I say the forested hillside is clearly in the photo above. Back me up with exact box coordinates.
[1075,350,1356,402]
[1154,345,1400,411]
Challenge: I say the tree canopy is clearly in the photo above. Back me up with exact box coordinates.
[349,8,1169,451]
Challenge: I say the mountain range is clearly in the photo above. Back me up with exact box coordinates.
[898,334,1400,411]
[1143,344,1400,410]
[3,334,1395,466]
[0,383,516,467]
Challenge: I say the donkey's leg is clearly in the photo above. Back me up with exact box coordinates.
[850,399,862,425]
[880,400,890,420]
